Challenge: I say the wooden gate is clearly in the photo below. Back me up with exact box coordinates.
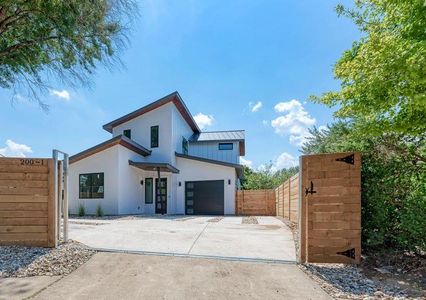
[299,152,361,263]
[0,158,56,247]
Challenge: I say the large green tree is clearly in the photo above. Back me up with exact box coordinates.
[0,0,137,108]
[312,0,426,136]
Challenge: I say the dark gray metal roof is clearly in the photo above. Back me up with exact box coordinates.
[188,130,245,142]
[129,160,180,174]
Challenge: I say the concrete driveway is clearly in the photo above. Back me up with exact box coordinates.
[69,216,296,261]
[33,252,331,300]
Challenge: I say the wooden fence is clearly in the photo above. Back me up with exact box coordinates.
[235,189,276,216]
[0,158,56,247]
[275,173,300,223]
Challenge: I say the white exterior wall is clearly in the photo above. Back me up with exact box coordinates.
[112,102,174,163]
[175,157,236,215]
[188,141,240,164]
[69,146,120,215]
[171,105,193,165]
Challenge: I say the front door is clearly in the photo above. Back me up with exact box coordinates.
[155,178,167,214]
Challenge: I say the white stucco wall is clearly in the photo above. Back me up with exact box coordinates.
[188,141,240,164]
[175,157,237,215]
[112,102,174,163]
[171,104,194,165]
[69,146,119,215]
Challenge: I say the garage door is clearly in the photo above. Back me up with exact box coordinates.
[185,180,224,215]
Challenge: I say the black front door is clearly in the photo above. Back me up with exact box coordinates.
[155,178,167,214]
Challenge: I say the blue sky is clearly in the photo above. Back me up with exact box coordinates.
[0,0,359,169]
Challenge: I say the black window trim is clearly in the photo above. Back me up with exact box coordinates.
[123,129,131,139]
[145,177,153,204]
[151,125,159,148]
[79,172,104,199]
[182,136,188,155]
[218,142,233,150]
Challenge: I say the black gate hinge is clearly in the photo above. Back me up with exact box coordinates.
[336,153,355,165]
[336,248,356,259]
[305,181,317,196]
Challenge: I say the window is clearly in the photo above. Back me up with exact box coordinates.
[79,173,104,199]
[151,125,159,148]
[145,178,153,204]
[182,137,188,155]
[123,129,131,139]
[218,143,233,150]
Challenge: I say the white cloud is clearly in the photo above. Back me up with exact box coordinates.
[273,152,298,170]
[194,113,214,130]
[50,89,70,101]
[0,140,32,157]
[271,99,315,146]
[249,101,263,112]
[240,157,253,168]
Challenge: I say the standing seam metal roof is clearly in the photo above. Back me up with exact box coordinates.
[188,130,245,142]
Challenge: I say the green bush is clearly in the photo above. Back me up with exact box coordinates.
[96,204,104,217]
[78,204,85,217]
[302,122,426,253]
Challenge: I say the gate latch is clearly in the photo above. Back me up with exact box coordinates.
[305,181,317,196]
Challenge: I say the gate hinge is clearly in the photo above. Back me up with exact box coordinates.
[337,248,356,259]
[305,181,317,196]
[336,153,355,165]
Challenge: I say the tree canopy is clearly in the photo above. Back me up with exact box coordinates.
[0,0,137,108]
[312,0,426,136]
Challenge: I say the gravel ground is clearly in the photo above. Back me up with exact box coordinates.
[207,217,224,222]
[0,240,95,278]
[300,263,425,299]
[275,217,424,299]
[242,216,258,224]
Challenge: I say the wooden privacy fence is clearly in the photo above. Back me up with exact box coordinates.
[274,152,361,264]
[275,173,300,222]
[0,158,56,247]
[235,189,276,216]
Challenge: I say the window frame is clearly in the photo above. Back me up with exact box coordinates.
[79,172,104,199]
[182,137,188,155]
[123,129,131,139]
[218,143,233,150]
[145,178,153,204]
[151,125,159,148]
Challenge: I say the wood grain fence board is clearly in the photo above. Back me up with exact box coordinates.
[235,189,275,216]
[0,157,56,247]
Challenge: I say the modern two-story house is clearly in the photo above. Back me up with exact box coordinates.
[68,92,245,215]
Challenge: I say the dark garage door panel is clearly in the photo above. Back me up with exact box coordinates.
[186,180,224,215]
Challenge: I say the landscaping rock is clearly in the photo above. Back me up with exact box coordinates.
[0,240,95,278]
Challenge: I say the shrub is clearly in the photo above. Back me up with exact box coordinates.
[78,204,85,217]
[96,204,104,217]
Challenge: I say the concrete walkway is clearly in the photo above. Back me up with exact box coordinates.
[69,216,296,261]
[0,276,60,300]
[33,252,331,300]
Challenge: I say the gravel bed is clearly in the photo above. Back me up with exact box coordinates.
[242,216,258,224]
[300,263,424,299]
[0,240,95,278]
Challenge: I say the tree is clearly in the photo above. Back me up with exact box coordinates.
[0,0,137,109]
[312,0,426,136]
[241,164,299,190]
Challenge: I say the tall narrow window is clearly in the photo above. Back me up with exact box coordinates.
[151,125,159,148]
[79,173,104,199]
[123,129,131,139]
[145,178,153,204]
[182,137,188,155]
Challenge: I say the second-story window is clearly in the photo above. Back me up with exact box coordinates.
[219,143,233,150]
[182,137,188,155]
[123,129,131,139]
[151,125,159,148]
